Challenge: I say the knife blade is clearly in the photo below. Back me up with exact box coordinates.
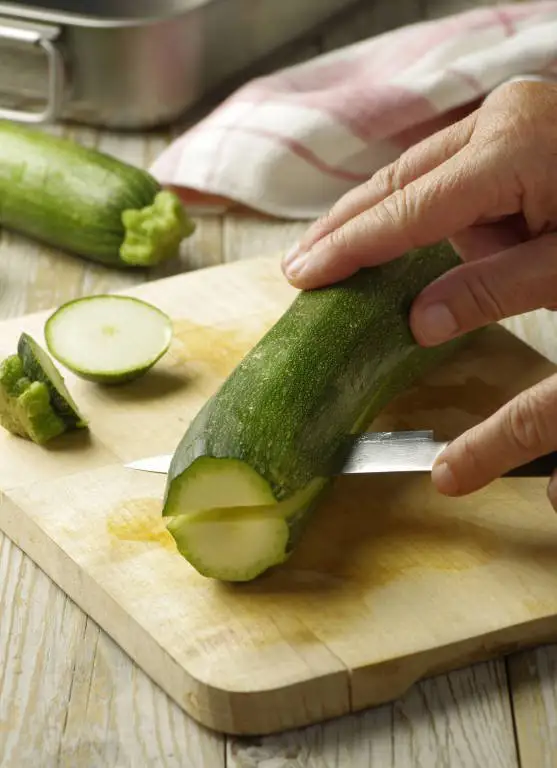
[124,430,557,477]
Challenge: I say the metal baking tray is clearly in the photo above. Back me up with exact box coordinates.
[0,0,361,129]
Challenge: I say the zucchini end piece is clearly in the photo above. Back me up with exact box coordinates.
[0,355,66,444]
[120,190,196,267]
[17,333,88,428]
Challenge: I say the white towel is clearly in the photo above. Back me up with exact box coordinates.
[151,1,557,219]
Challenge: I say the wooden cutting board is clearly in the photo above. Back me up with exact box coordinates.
[2,254,557,737]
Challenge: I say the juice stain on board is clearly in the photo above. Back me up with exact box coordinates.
[107,498,176,552]
[170,316,275,379]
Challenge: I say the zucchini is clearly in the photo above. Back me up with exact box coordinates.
[17,332,87,427]
[45,295,173,384]
[0,120,195,268]
[162,241,469,582]
[0,333,87,444]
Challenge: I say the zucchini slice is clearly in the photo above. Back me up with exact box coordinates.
[0,120,195,268]
[45,295,173,384]
[162,242,470,582]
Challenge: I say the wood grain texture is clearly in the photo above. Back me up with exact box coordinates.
[0,123,229,765]
[0,535,224,768]
[3,256,557,737]
[508,647,557,768]
[228,661,518,768]
[0,0,552,762]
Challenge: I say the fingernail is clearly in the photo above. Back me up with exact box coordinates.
[282,242,301,269]
[419,303,459,344]
[431,461,459,495]
[283,248,309,280]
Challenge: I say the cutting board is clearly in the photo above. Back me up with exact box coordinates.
[2,254,557,737]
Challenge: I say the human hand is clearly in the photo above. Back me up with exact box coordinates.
[281,80,557,505]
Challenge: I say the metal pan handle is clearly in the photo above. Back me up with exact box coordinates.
[0,17,64,123]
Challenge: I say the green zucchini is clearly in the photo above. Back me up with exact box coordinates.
[162,242,469,582]
[0,332,88,445]
[45,295,173,384]
[0,120,195,268]
[17,332,87,427]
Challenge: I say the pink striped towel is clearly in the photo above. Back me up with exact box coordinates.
[150,1,557,220]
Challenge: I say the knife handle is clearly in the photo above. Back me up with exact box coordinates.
[504,450,557,477]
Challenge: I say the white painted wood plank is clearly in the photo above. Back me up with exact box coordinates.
[508,647,557,768]
[0,536,224,768]
[0,123,225,768]
[227,661,518,768]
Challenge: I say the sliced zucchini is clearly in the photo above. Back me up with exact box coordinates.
[162,242,470,582]
[0,354,66,444]
[0,120,195,268]
[0,333,87,444]
[45,295,173,384]
[166,479,324,581]
[17,332,87,428]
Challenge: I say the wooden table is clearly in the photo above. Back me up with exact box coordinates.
[2,2,557,766]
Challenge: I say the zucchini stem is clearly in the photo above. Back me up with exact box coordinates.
[120,190,196,267]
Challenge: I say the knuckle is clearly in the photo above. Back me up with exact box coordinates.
[452,428,485,478]
[325,224,351,255]
[375,189,411,228]
[313,206,339,237]
[484,80,540,120]
[370,162,399,195]
[461,269,507,325]
[504,387,552,456]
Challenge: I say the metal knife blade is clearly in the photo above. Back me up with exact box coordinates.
[124,430,449,476]
[124,429,557,478]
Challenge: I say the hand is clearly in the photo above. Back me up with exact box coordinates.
[281,80,557,506]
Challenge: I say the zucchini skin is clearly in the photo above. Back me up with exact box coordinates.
[164,242,468,511]
[0,120,182,267]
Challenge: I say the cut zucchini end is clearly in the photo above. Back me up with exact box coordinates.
[120,190,196,267]
[0,366,66,445]
[18,381,67,444]
[17,332,88,428]
[44,295,173,385]
[166,507,290,582]
[162,458,328,580]
[163,456,277,517]
[0,348,84,444]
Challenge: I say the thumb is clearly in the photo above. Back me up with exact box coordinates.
[432,373,557,496]
[410,233,557,347]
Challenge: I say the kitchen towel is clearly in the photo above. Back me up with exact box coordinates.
[151,1,557,220]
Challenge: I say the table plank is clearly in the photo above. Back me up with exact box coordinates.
[220,219,522,767]
[0,537,224,768]
[227,662,518,768]
[508,647,557,768]
[0,125,227,767]
[0,2,552,764]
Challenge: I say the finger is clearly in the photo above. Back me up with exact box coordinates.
[283,141,514,289]
[288,112,478,259]
[431,373,557,496]
[409,232,557,347]
[449,216,527,262]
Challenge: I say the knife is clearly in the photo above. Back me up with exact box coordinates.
[125,430,557,477]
